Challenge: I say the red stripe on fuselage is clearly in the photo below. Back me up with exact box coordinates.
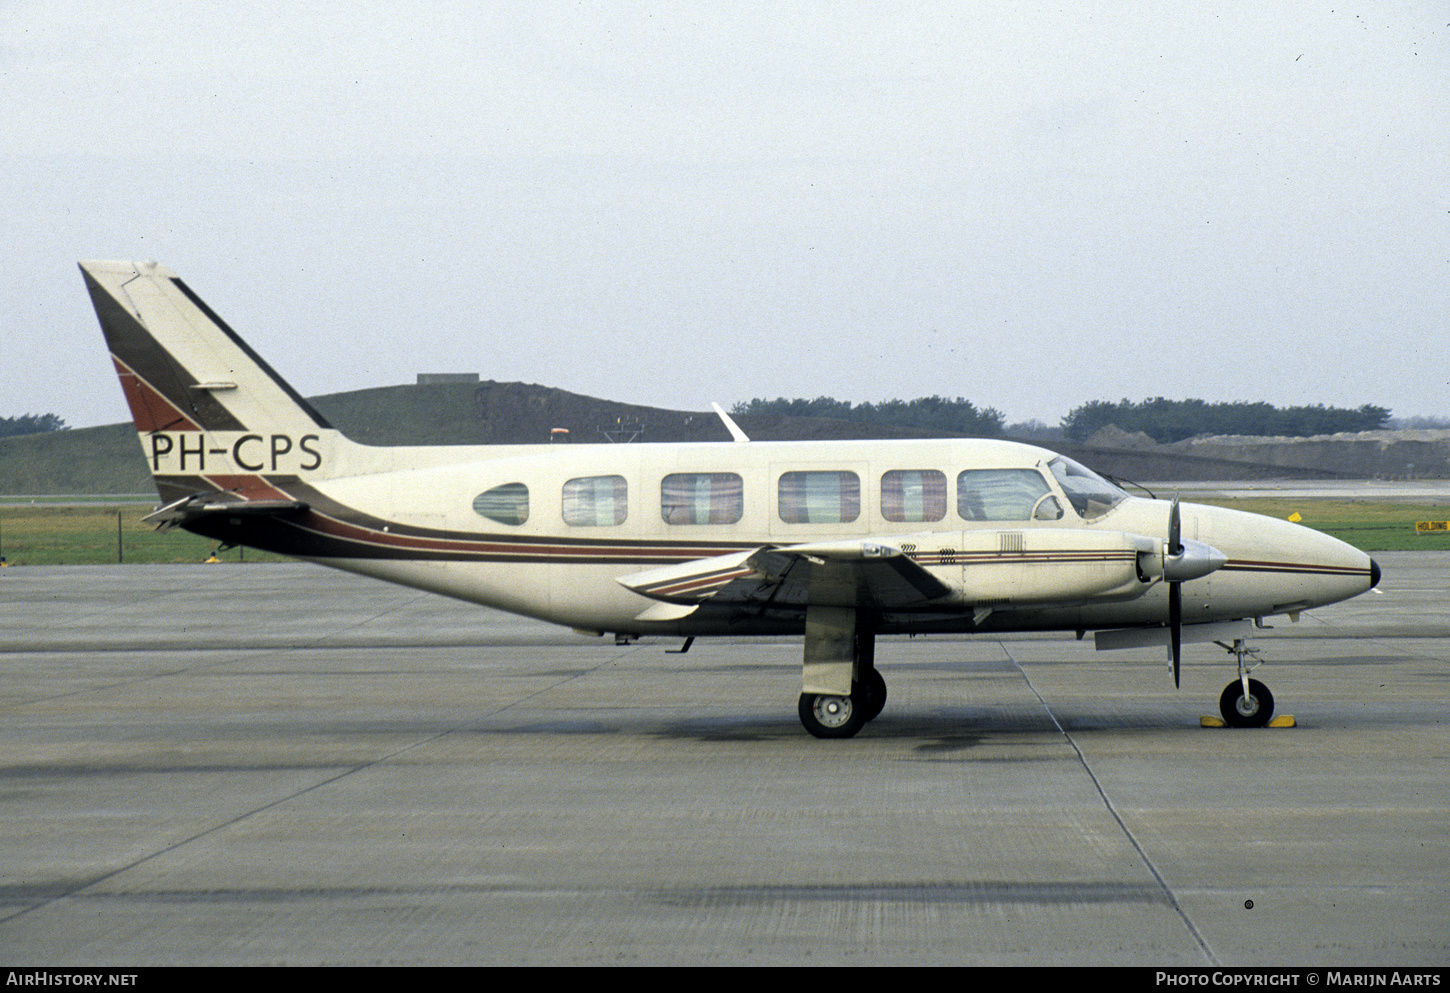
[1222,559,1371,577]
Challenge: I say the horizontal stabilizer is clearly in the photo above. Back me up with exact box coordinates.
[143,493,308,531]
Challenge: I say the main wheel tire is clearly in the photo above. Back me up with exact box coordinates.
[1220,678,1274,728]
[798,692,867,739]
[860,669,887,722]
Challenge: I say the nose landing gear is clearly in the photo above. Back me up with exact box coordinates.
[1214,637,1275,727]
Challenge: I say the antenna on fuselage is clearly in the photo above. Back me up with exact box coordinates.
[712,403,750,443]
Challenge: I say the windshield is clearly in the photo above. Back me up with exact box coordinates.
[1047,456,1128,520]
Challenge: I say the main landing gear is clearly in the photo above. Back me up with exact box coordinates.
[1215,637,1275,728]
[798,667,886,739]
[797,605,885,739]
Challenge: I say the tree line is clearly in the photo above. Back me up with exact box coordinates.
[730,395,1393,443]
[731,396,1006,437]
[0,414,67,440]
[1059,398,1391,444]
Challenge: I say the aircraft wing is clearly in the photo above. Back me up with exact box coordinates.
[617,540,953,612]
[620,527,1167,622]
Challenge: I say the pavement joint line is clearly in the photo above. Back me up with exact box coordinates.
[996,639,1220,967]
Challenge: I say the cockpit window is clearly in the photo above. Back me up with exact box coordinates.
[1047,456,1128,520]
[957,469,1055,521]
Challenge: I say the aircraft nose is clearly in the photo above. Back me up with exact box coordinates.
[1190,502,1379,612]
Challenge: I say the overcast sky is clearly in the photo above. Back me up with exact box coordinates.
[3,1,1446,430]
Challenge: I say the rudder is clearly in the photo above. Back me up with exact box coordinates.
[80,260,341,504]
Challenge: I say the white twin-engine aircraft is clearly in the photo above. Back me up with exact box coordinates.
[81,260,1380,738]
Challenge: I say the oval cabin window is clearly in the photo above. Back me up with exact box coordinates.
[472,482,529,526]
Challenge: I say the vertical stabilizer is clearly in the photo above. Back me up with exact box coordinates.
[80,260,340,503]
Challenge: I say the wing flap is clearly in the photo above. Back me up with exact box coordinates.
[617,540,953,612]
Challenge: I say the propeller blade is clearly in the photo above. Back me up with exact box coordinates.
[1169,579,1182,688]
[1166,495,1183,687]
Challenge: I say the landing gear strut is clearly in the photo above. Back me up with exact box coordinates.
[797,607,884,739]
[1215,637,1275,727]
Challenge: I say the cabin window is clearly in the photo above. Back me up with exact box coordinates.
[880,470,947,523]
[662,473,744,525]
[472,482,529,526]
[562,475,628,526]
[778,471,860,524]
[956,469,1056,521]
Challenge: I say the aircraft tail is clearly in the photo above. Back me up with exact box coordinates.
[80,260,340,505]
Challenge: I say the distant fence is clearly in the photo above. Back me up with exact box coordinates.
[0,505,282,566]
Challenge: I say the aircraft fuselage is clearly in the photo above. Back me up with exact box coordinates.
[152,431,1373,639]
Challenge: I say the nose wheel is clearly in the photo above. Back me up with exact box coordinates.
[1219,677,1274,727]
